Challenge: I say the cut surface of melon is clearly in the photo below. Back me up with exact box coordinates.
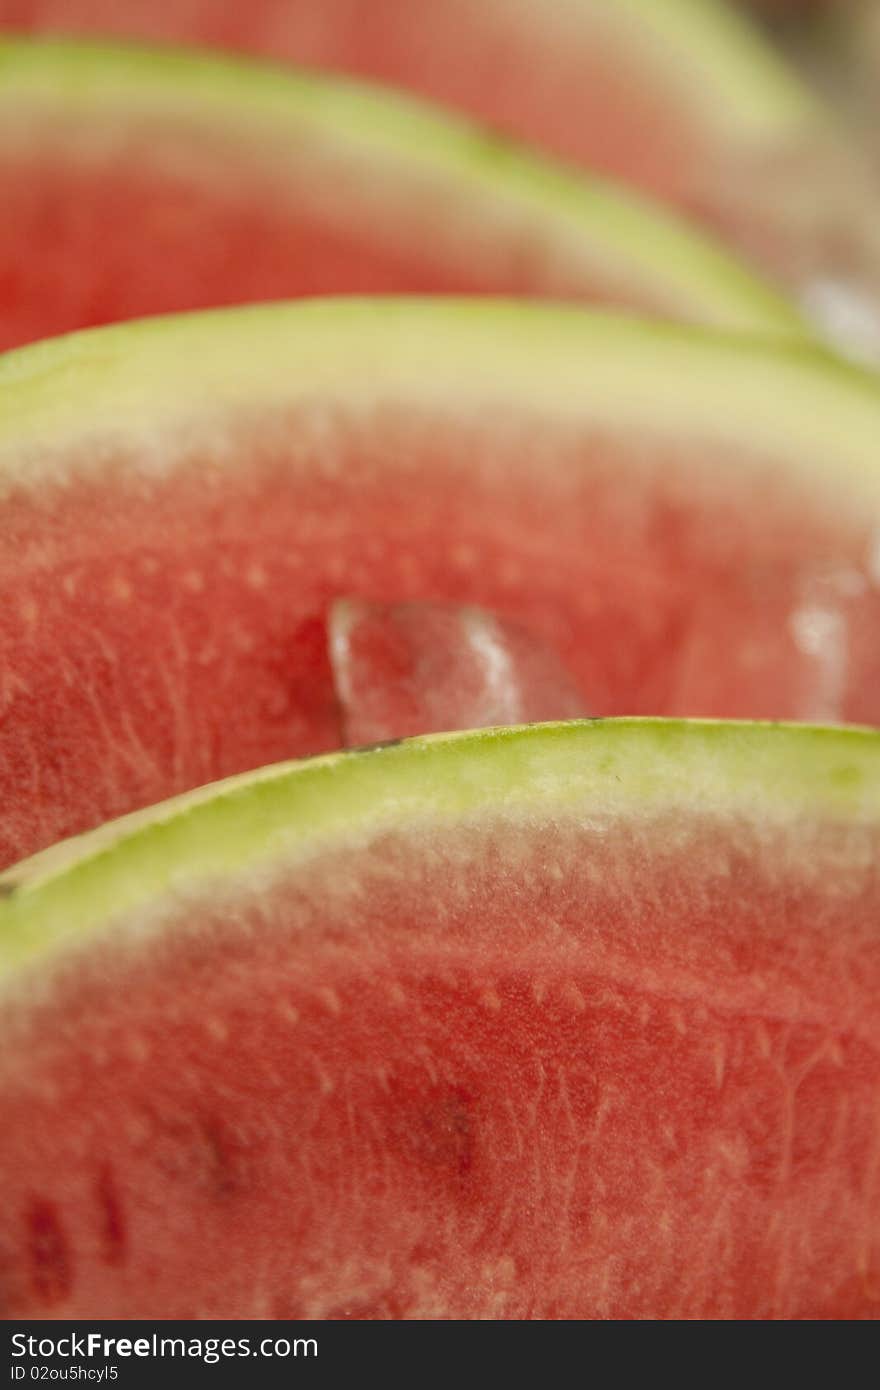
[0,37,804,351]
[4,0,879,353]
[0,720,878,1319]
[2,298,880,869]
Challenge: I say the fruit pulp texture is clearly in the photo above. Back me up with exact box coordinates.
[0,0,700,200]
[0,140,659,353]
[9,0,880,337]
[1,808,877,1319]
[3,405,879,869]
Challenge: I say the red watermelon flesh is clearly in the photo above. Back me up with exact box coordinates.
[0,721,877,1319]
[2,301,880,872]
[5,0,880,351]
[0,0,731,197]
[3,149,513,354]
[0,38,803,353]
[329,599,587,746]
[0,0,817,201]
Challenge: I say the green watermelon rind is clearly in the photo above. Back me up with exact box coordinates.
[1,718,878,977]
[0,35,806,336]
[1,299,878,503]
[602,0,818,135]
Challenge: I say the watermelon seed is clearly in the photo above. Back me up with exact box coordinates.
[95,1165,126,1268]
[26,1198,71,1305]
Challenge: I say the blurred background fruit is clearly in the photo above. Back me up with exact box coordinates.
[3,0,879,358]
[0,38,804,351]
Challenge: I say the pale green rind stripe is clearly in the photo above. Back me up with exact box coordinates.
[0,36,803,335]
[578,0,818,135]
[0,720,878,977]
[0,299,878,508]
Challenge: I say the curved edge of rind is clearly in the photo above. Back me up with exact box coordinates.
[0,35,805,334]
[1,719,878,976]
[598,0,820,135]
[0,299,877,502]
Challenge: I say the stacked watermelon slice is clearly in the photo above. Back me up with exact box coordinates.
[0,0,878,1321]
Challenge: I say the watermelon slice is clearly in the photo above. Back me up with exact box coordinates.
[4,0,879,352]
[329,599,588,746]
[2,297,880,870]
[0,719,877,1319]
[0,37,803,353]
